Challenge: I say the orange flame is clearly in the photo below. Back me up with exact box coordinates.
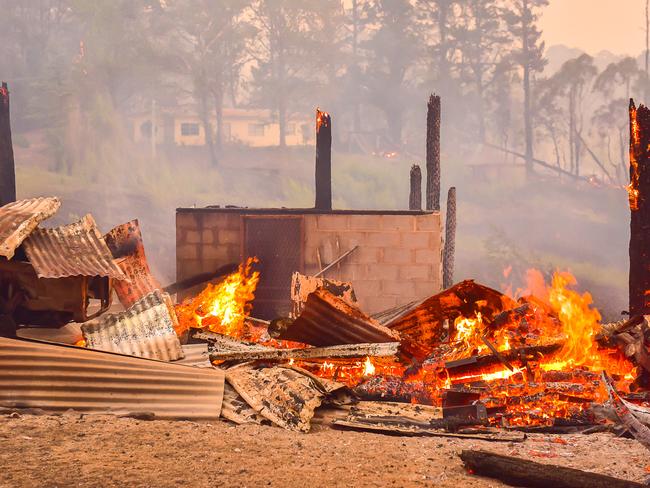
[628,102,641,211]
[174,258,260,338]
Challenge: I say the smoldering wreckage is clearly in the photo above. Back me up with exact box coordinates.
[1,96,650,488]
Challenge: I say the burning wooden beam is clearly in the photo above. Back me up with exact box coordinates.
[460,449,646,488]
[0,82,16,206]
[426,94,441,211]
[443,186,456,289]
[315,109,332,210]
[628,99,650,316]
[409,164,422,210]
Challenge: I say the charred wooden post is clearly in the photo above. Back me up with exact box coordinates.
[0,82,16,206]
[443,186,456,289]
[409,164,422,210]
[315,109,332,210]
[426,94,441,211]
[460,449,645,488]
[628,99,650,316]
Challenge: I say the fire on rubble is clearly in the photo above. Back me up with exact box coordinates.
[176,261,640,427]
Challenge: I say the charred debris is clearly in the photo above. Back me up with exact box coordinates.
[1,86,650,486]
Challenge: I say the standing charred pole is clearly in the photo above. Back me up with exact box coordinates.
[409,164,422,210]
[443,187,456,289]
[426,94,441,211]
[315,109,332,210]
[629,99,650,316]
[0,82,16,206]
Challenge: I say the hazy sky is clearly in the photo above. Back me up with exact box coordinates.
[541,0,646,55]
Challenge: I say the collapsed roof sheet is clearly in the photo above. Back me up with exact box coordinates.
[279,289,401,347]
[81,290,184,361]
[23,213,126,279]
[386,280,515,347]
[0,197,60,259]
[104,219,161,308]
[0,337,224,420]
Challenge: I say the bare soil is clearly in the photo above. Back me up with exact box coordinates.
[0,412,647,487]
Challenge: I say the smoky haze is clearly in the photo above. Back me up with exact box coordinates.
[0,0,644,320]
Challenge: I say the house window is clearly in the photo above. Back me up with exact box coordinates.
[248,123,265,137]
[287,123,296,135]
[181,122,200,136]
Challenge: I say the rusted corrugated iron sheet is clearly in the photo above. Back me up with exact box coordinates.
[0,197,60,259]
[0,337,224,420]
[81,290,184,361]
[23,213,125,279]
[104,219,161,308]
[290,272,357,318]
[386,280,516,349]
[278,289,401,347]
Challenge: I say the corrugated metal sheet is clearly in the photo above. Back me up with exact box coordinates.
[174,343,211,368]
[23,213,126,279]
[104,219,161,308]
[0,337,224,420]
[81,290,184,361]
[290,272,357,318]
[278,289,401,347]
[386,280,515,348]
[0,197,60,259]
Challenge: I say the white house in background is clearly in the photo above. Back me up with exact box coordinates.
[132,107,312,148]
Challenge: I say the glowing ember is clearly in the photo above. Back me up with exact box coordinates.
[174,258,260,338]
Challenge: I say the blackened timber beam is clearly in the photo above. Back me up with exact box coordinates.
[409,164,422,210]
[426,94,441,211]
[315,109,332,210]
[629,99,650,316]
[0,82,16,206]
[443,186,456,289]
[460,449,645,488]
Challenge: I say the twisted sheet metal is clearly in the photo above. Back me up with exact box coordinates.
[0,337,224,420]
[81,290,184,361]
[278,289,401,347]
[0,196,60,259]
[23,213,125,279]
[104,219,161,308]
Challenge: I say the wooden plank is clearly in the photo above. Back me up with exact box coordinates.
[333,420,525,442]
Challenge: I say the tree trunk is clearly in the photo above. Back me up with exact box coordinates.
[629,99,650,316]
[214,88,224,152]
[443,187,456,289]
[522,0,534,179]
[409,165,422,210]
[0,83,16,205]
[315,110,332,210]
[426,95,441,211]
[199,92,217,167]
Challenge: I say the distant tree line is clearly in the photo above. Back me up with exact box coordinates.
[0,0,647,180]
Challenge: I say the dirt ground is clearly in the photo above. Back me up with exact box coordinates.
[0,412,648,488]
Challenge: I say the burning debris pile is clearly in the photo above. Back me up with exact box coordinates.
[175,264,649,435]
[1,194,649,448]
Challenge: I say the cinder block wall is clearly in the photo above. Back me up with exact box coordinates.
[177,209,442,313]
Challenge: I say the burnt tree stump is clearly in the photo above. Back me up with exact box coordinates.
[426,94,441,211]
[443,187,456,289]
[629,99,650,316]
[409,164,422,210]
[315,109,332,211]
[0,82,16,206]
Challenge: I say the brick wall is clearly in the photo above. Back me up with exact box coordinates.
[176,210,442,313]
